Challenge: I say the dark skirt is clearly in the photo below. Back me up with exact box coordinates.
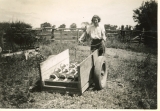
[90,39,106,56]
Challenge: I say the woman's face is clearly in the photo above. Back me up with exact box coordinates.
[92,18,99,26]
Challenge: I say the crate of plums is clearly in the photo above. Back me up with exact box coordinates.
[39,49,107,95]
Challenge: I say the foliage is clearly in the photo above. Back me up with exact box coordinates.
[81,22,90,28]
[59,24,66,28]
[0,22,11,33]
[133,0,157,31]
[104,24,118,30]
[52,25,56,29]
[40,22,51,28]
[4,21,36,51]
[70,23,77,29]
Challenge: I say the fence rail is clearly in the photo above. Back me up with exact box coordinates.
[0,28,157,53]
[107,29,157,47]
[0,27,85,53]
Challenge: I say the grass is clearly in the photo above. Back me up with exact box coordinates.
[0,35,157,109]
[106,35,157,55]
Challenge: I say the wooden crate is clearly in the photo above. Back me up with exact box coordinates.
[39,49,98,95]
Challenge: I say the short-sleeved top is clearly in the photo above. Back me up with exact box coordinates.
[86,24,106,40]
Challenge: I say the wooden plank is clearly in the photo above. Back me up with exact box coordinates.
[131,36,139,40]
[1,49,35,57]
[37,34,52,36]
[42,86,80,95]
[47,55,56,59]
[131,41,140,43]
[77,30,79,42]
[38,64,43,91]
[81,79,93,94]
[43,27,83,30]
[81,82,90,94]
[40,49,69,81]
[79,50,98,93]
[40,49,69,72]
[44,79,78,88]
[41,58,68,75]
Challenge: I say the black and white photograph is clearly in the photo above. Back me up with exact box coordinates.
[0,0,158,109]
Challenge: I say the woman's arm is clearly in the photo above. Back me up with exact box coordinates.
[101,25,107,41]
[78,31,87,43]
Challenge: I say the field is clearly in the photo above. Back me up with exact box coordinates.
[39,30,83,41]
[0,34,157,109]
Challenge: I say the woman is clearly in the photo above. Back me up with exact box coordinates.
[79,15,106,56]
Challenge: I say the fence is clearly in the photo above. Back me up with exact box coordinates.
[0,27,84,53]
[106,29,157,47]
[0,27,157,54]
[105,29,120,37]
[44,27,83,41]
[142,31,157,47]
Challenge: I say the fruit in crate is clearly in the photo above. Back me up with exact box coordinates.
[69,63,77,68]
[54,68,62,73]
[69,68,76,74]
[49,62,79,81]
[59,74,66,79]
[67,72,78,80]
[60,63,68,69]
[62,68,69,73]
[50,74,58,79]
[67,68,78,80]
[54,66,69,80]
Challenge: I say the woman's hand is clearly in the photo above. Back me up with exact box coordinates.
[78,38,84,43]
[103,37,106,41]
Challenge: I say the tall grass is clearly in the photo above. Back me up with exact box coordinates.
[0,40,89,108]
[106,36,157,55]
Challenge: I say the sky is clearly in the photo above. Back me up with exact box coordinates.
[0,0,157,28]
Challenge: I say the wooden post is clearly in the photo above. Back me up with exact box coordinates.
[77,29,79,42]
[24,75,29,92]
[128,29,131,42]
[0,31,4,50]
[121,25,125,42]
[0,46,2,62]
[51,27,55,40]
[140,28,145,44]
[60,29,62,44]
[75,48,76,60]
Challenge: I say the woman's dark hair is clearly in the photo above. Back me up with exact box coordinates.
[91,15,101,22]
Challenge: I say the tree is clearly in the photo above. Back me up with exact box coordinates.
[104,24,110,30]
[0,22,10,33]
[41,22,51,28]
[81,22,90,28]
[110,25,118,30]
[70,23,77,29]
[59,24,66,28]
[4,21,36,51]
[52,25,56,29]
[133,0,157,31]
[104,24,117,30]
[81,22,90,31]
